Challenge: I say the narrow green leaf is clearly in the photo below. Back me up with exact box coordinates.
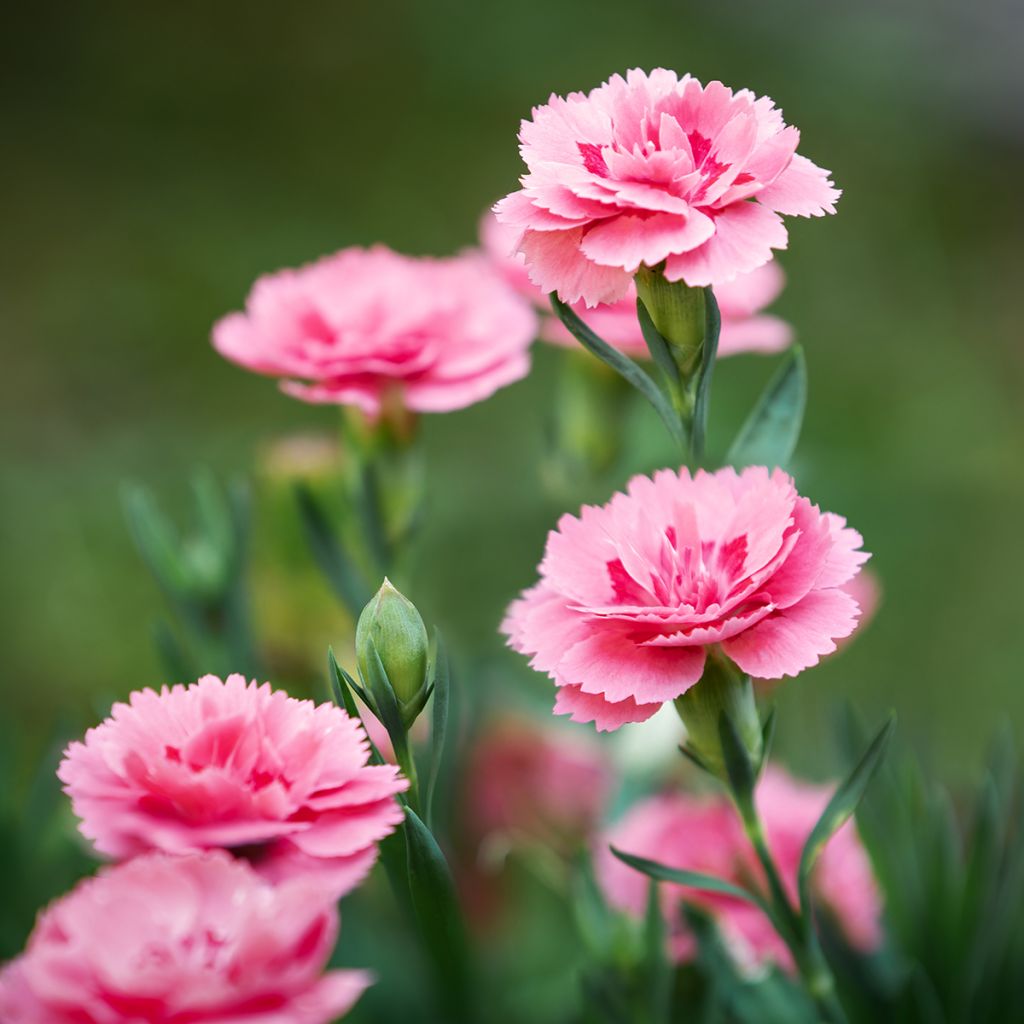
[636,297,682,390]
[122,483,190,594]
[571,852,615,959]
[718,709,756,814]
[404,806,474,1021]
[610,846,769,912]
[759,705,778,776]
[727,345,807,469]
[551,295,686,447]
[690,287,720,464]
[362,638,409,763]
[425,628,450,828]
[678,743,712,775]
[327,648,386,767]
[327,647,360,718]
[798,713,896,913]
[293,483,371,617]
[644,878,671,1023]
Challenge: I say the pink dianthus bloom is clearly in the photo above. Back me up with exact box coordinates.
[466,715,612,849]
[596,767,882,970]
[495,68,839,307]
[502,466,867,731]
[59,675,408,895]
[482,211,791,358]
[0,852,370,1024]
[212,245,537,416]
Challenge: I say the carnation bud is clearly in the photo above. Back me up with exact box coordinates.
[634,265,707,380]
[674,651,763,781]
[355,579,429,706]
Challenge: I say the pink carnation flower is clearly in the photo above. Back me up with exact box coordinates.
[466,715,611,849]
[212,245,537,416]
[482,210,791,359]
[0,852,370,1024]
[59,675,408,895]
[596,767,881,970]
[495,68,839,306]
[502,466,867,731]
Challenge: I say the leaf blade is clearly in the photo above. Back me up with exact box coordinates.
[797,713,896,914]
[551,294,685,447]
[727,345,807,469]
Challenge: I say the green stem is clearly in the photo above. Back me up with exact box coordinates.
[733,800,849,1024]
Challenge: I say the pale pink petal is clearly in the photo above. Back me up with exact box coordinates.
[520,227,633,306]
[579,210,715,271]
[663,202,788,287]
[723,588,860,678]
[558,631,706,703]
[553,684,661,731]
[756,154,841,217]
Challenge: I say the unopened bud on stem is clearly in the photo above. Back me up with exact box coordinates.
[356,578,429,706]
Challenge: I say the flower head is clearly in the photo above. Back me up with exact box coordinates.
[59,675,408,895]
[481,211,791,357]
[502,466,867,731]
[495,68,839,306]
[0,852,370,1023]
[596,767,882,970]
[213,245,537,416]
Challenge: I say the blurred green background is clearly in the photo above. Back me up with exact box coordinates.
[2,0,1023,788]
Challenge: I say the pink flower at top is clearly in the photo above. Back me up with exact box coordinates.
[595,767,882,970]
[0,852,370,1024]
[212,245,537,416]
[481,211,791,358]
[502,466,867,731]
[495,68,839,306]
[59,675,408,896]
[466,715,612,849]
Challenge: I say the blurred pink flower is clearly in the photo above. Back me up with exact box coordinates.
[495,68,839,307]
[502,466,867,731]
[59,675,407,896]
[596,767,881,970]
[482,211,791,358]
[212,245,537,416]
[0,852,370,1024]
[840,568,881,639]
[466,715,612,849]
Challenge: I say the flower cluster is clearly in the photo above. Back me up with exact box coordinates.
[503,465,868,730]
[596,767,882,968]
[495,68,839,306]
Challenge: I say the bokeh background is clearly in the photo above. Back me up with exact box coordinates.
[2,0,1023,982]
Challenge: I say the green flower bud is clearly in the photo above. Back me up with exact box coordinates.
[355,579,429,706]
[674,651,763,781]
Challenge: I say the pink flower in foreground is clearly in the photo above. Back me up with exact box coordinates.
[482,211,792,358]
[213,245,537,416]
[0,852,370,1024]
[59,675,408,895]
[466,715,612,849]
[496,68,839,306]
[502,466,867,731]
[596,767,881,970]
